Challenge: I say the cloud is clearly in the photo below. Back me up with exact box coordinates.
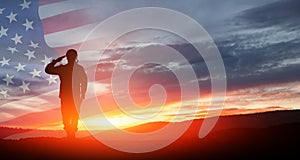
[80,0,300,96]
[234,0,300,28]
[225,81,300,110]
[209,0,300,91]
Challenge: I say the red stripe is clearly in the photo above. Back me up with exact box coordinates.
[42,8,106,34]
[39,0,66,6]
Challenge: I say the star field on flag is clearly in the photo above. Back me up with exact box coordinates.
[0,0,59,102]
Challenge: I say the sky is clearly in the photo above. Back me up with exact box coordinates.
[0,0,299,131]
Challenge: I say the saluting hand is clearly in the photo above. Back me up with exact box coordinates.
[54,55,65,63]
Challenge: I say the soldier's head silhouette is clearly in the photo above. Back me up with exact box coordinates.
[66,49,78,63]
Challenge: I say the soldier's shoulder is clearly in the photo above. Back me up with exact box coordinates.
[75,64,85,70]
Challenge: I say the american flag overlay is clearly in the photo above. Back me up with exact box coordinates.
[0,0,122,126]
[0,0,111,123]
[0,0,60,122]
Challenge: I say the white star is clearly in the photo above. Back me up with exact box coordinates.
[20,0,31,10]
[14,63,26,72]
[22,19,34,31]
[6,12,17,23]
[0,26,8,38]
[41,55,52,67]
[11,34,23,45]
[46,75,57,85]
[3,74,14,86]
[29,69,41,78]
[24,49,36,61]
[0,89,9,98]
[7,46,19,54]
[0,57,10,67]
[29,41,39,48]
[19,81,30,93]
[0,8,5,14]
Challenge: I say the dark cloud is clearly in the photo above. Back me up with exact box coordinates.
[212,0,300,91]
[234,0,300,28]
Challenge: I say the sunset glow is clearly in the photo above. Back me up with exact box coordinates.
[0,0,299,143]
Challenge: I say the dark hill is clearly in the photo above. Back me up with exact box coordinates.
[0,110,300,159]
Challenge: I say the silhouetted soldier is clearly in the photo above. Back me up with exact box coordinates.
[45,49,87,139]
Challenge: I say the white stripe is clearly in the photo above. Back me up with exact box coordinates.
[0,81,108,122]
[78,50,110,63]
[38,0,93,19]
[44,22,99,47]
[44,22,114,48]
[0,90,60,122]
